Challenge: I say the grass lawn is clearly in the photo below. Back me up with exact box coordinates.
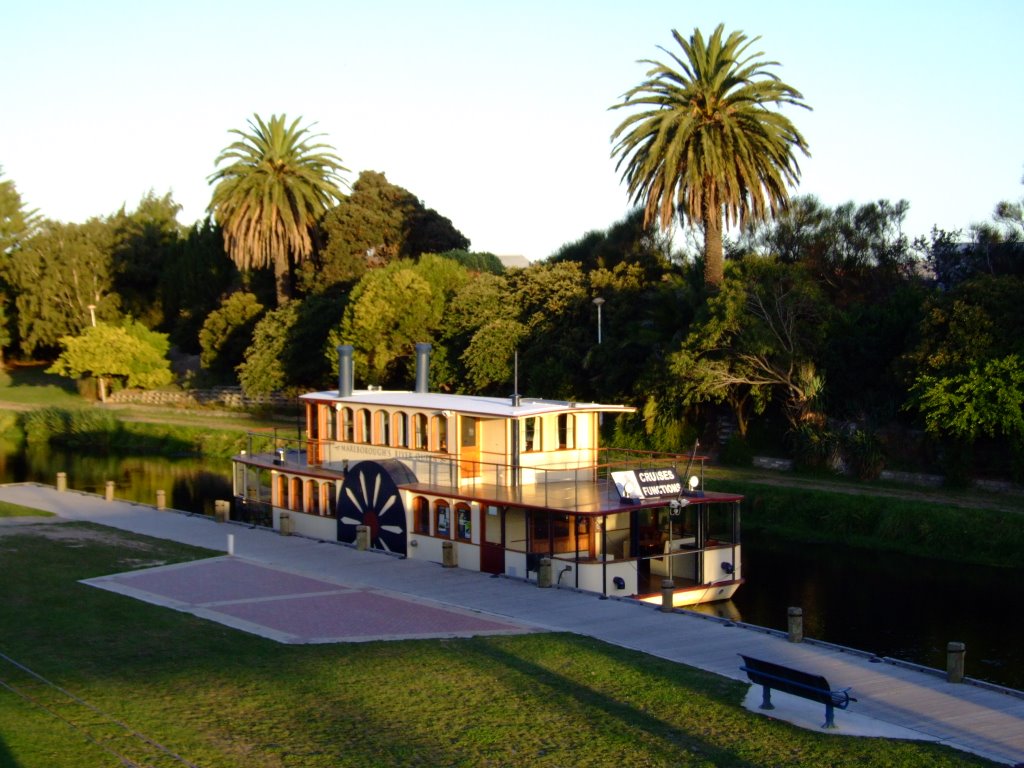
[0,524,994,767]
[0,500,54,518]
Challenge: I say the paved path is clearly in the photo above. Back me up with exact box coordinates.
[3,482,1023,766]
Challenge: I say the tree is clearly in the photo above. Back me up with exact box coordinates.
[208,113,349,305]
[48,320,173,402]
[670,259,827,433]
[198,292,265,380]
[6,218,118,357]
[308,171,470,291]
[610,25,810,287]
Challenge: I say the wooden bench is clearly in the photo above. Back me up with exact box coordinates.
[739,654,856,729]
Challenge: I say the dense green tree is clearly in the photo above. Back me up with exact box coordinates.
[5,218,118,357]
[308,171,469,292]
[48,320,172,401]
[208,113,349,305]
[158,217,239,352]
[109,191,184,328]
[610,25,810,287]
[550,209,674,281]
[198,292,265,380]
[670,259,827,433]
[0,169,37,367]
[435,249,505,275]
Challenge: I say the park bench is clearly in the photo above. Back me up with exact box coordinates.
[738,654,856,729]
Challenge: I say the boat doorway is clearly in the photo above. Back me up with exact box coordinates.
[480,504,504,574]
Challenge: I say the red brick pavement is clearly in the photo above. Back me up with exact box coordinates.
[85,557,535,644]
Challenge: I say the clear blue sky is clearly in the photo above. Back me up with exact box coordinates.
[2,0,1022,261]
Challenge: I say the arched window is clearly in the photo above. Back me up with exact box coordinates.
[375,410,390,446]
[455,503,472,541]
[357,409,371,444]
[341,408,354,442]
[434,500,451,538]
[305,479,319,514]
[328,407,338,441]
[413,414,429,451]
[412,496,430,534]
[275,474,288,508]
[289,477,302,512]
[323,482,337,517]
[523,416,541,452]
[394,412,409,448]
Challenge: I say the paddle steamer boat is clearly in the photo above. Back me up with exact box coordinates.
[231,344,743,606]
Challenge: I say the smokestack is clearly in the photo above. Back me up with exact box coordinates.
[337,345,354,397]
[415,343,431,394]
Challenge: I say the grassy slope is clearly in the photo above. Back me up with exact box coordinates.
[0,525,994,768]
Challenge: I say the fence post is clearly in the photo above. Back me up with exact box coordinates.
[947,642,966,683]
[661,579,675,612]
[787,607,804,643]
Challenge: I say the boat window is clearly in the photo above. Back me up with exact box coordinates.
[341,408,354,442]
[413,414,428,450]
[323,482,337,517]
[394,412,409,448]
[328,407,338,441]
[558,413,574,450]
[455,503,472,541]
[461,417,476,447]
[523,417,541,452]
[432,415,449,452]
[358,409,371,444]
[307,403,319,439]
[276,474,288,509]
[412,496,429,533]
[374,410,390,446]
[289,477,302,512]
[305,479,319,515]
[434,500,451,538]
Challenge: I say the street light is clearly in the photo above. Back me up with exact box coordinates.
[87,304,97,327]
[592,296,605,344]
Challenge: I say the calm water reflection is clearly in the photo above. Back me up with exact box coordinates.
[3,438,1021,689]
[703,530,1024,690]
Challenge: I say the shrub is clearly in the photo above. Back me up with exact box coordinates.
[841,428,886,481]
[718,434,753,467]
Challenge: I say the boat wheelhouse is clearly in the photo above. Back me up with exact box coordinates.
[231,344,743,606]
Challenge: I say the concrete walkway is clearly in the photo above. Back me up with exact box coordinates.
[3,482,1023,766]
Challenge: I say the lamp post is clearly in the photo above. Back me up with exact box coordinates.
[592,296,604,344]
[87,304,97,327]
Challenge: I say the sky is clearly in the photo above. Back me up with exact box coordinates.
[2,1,1023,262]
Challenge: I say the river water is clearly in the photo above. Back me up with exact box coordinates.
[3,441,1022,689]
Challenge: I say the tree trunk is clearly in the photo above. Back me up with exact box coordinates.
[703,198,724,288]
[273,250,292,306]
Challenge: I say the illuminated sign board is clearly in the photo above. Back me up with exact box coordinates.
[611,468,682,500]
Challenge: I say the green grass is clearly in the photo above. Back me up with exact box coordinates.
[0,500,54,518]
[0,524,994,767]
[0,365,82,407]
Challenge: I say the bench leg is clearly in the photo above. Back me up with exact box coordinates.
[823,702,836,729]
[760,685,774,711]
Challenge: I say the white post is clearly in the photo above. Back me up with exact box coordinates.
[227,534,235,556]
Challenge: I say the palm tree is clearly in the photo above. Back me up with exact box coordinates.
[208,114,349,304]
[610,25,810,288]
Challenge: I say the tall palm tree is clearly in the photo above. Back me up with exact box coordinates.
[208,114,348,304]
[610,25,810,288]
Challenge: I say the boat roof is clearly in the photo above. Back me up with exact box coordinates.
[300,389,637,419]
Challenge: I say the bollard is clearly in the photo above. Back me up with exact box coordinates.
[442,540,457,568]
[56,472,67,492]
[537,556,552,586]
[947,641,966,683]
[214,500,230,524]
[104,481,115,502]
[356,524,369,551]
[661,579,676,612]
[279,512,292,536]
[788,607,804,643]
[156,490,166,510]
[227,533,235,556]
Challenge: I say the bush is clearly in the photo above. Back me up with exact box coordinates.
[841,428,886,481]
[718,434,753,467]
[787,423,841,473]
[21,407,121,448]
